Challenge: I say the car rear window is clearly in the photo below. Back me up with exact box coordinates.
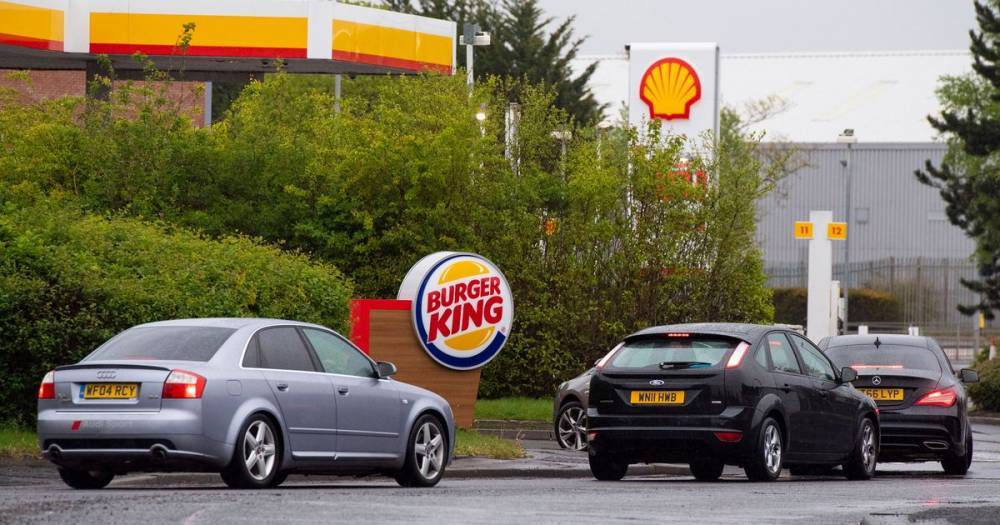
[608,336,736,370]
[824,344,941,373]
[86,326,236,362]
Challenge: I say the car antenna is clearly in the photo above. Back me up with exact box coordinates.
[874,337,881,349]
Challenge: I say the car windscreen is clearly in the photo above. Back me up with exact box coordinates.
[608,336,736,370]
[86,326,236,362]
[824,344,941,373]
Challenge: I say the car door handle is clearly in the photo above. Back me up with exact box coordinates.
[780,384,792,393]
[817,390,829,398]
[276,383,289,392]
[337,386,350,395]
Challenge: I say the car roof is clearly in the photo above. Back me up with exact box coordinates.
[627,323,777,342]
[824,334,931,348]
[135,318,326,331]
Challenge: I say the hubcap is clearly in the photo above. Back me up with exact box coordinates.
[557,407,588,451]
[861,423,876,472]
[764,424,782,474]
[414,422,445,480]
[243,420,277,481]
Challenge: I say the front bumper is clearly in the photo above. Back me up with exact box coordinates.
[38,408,231,472]
[877,409,963,461]
[586,406,753,464]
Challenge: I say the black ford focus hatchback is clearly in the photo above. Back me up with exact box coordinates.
[586,323,879,482]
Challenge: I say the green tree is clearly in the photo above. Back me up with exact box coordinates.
[916,0,1000,319]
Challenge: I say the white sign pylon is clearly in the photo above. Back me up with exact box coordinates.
[806,210,835,342]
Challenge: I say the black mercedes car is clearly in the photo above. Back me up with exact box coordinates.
[586,323,879,482]
[819,334,979,475]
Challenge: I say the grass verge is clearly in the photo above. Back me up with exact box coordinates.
[0,426,37,458]
[454,428,524,460]
[474,397,551,422]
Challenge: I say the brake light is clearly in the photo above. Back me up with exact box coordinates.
[714,431,743,443]
[914,387,957,407]
[38,371,55,399]
[162,369,207,399]
[595,342,624,370]
[726,342,750,369]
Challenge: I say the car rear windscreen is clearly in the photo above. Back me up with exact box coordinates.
[824,344,941,373]
[86,326,237,362]
[608,336,736,370]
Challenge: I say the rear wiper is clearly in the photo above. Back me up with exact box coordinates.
[658,361,713,369]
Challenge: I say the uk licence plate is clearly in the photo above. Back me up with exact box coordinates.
[860,388,904,402]
[83,383,138,399]
[630,390,685,405]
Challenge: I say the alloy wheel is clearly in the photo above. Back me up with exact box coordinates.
[243,420,277,481]
[764,424,782,474]
[414,421,445,480]
[557,406,588,451]
[861,422,876,473]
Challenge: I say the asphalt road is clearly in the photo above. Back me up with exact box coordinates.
[4,424,1000,524]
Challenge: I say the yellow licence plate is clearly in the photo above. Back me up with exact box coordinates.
[83,383,138,399]
[860,388,904,402]
[630,390,685,405]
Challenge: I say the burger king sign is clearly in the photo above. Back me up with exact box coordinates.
[398,252,514,370]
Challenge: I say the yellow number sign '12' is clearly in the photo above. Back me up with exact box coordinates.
[828,222,847,240]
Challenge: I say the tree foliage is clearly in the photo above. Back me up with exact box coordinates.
[917,0,1000,319]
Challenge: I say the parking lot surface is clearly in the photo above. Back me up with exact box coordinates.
[4,424,1000,524]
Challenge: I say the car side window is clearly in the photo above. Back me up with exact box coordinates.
[242,337,261,368]
[302,328,376,378]
[257,327,317,372]
[790,334,836,381]
[767,333,801,374]
[753,344,769,369]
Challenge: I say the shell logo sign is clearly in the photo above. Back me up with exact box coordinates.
[639,58,702,121]
[398,252,513,370]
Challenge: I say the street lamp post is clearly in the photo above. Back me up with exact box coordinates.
[838,128,857,334]
[460,23,491,96]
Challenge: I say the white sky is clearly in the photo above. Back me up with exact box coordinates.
[534,0,976,56]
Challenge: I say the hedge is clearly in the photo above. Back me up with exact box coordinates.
[969,357,1000,412]
[0,195,353,424]
[772,287,903,326]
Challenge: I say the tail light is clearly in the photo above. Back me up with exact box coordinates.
[726,342,750,369]
[714,431,743,443]
[914,387,957,407]
[38,371,55,399]
[162,369,207,399]
[595,342,625,370]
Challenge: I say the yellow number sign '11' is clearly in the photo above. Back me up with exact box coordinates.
[827,222,847,240]
[794,221,814,239]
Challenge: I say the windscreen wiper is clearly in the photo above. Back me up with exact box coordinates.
[658,361,713,370]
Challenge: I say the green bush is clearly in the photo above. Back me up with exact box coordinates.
[772,287,903,327]
[0,194,353,425]
[969,357,1000,411]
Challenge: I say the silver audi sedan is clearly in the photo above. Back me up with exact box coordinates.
[37,318,456,489]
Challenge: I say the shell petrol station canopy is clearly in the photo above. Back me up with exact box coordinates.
[0,0,456,78]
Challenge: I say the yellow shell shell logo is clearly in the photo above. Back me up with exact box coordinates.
[639,57,702,121]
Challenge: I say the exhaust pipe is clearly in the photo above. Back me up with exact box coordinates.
[150,444,169,462]
[46,445,62,460]
[924,440,949,450]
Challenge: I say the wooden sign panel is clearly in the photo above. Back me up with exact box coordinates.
[350,299,481,428]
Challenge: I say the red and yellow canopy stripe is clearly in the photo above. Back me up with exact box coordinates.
[333,20,452,74]
[0,0,63,51]
[90,12,308,58]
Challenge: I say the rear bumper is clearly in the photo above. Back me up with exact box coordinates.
[586,406,753,463]
[877,410,963,461]
[37,408,230,471]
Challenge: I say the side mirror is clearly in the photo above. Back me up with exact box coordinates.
[840,367,858,383]
[376,361,398,378]
[960,368,979,384]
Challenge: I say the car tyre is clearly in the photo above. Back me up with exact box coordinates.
[744,417,783,482]
[220,414,282,489]
[57,467,114,489]
[843,417,878,480]
[395,414,448,488]
[555,401,588,451]
[588,450,628,481]
[942,430,973,476]
[689,456,725,481]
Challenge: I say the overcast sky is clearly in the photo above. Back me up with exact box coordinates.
[533,0,977,56]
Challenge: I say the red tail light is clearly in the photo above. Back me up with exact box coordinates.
[914,387,957,407]
[162,369,207,399]
[726,342,750,369]
[714,431,743,443]
[38,371,55,399]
